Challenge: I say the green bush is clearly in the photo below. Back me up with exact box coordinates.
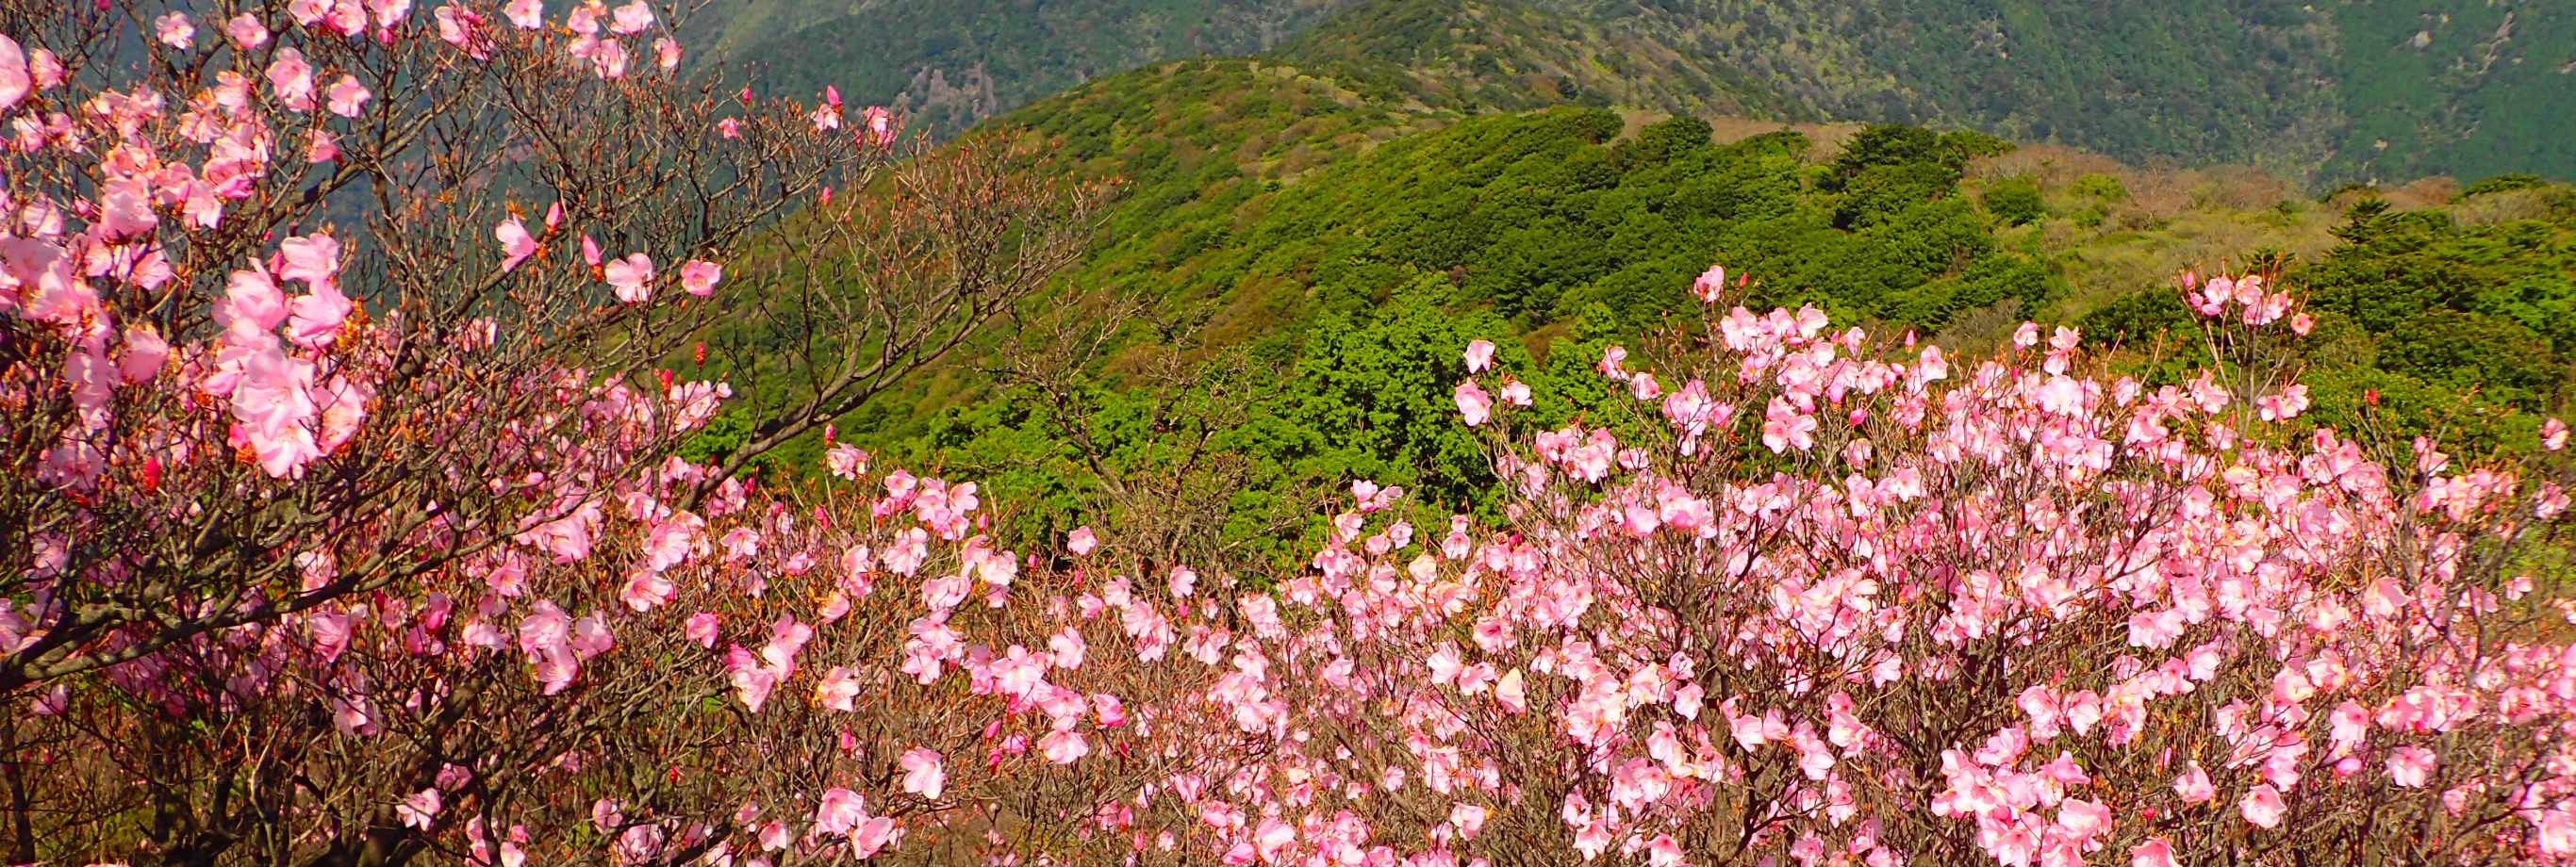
[2071,173,2128,203]
[2460,172,2547,200]
[1981,176,2046,226]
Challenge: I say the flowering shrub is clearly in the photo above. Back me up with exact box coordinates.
[8,3,2576,866]
[0,1,1090,861]
[0,0,892,697]
[1188,268,2576,866]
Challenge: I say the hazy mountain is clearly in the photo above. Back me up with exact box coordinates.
[694,0,2576,187]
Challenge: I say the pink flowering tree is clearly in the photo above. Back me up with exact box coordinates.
[1097,267,2576,865]
[14,431,1236,862]
[0,0,878,694]
[0,1,1103,862]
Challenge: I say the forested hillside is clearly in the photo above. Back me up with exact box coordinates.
[688,19,2576,573]
[699,0,2576,187]
[686,0,1345,137]
[1565,0,2576,186]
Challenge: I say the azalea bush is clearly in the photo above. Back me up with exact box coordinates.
[10,3,2576,867]
[0,0,866,696]
[1170,268,2576,866]
[0,0,1093,861]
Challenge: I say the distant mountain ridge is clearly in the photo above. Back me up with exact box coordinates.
[688,0,1346,138]
[696,0,2576,188]
[1535,0,2576,187]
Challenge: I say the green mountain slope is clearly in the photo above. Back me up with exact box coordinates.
[698,0,2576,187]
[1270,0,1809,120]
[1539,0,2576,187]
[2321,2,2576,185]
[694,21,2575,573]
[695,0,1348,138]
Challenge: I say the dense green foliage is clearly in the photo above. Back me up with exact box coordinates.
[1017,91,2056,347]
[2084,188,2576,456]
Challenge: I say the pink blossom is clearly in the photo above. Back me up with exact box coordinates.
[850,816,895,858]
[1040,728,1088,764]
[276,235,341,287]
[23,47,55,91]
[325,75,370,117]
[398,788,442,830]
[434,5,490,57]
[679,259,721,297]
[504,0,543,29]
[810,90,841,132]
[2543,810,2576,856]
[684,612,719,648]
[1495,668,1527,712]
[860,106,894,146]
[2056,798,2112,841]
[364,0,411,30]
[1068,526,1098,556]
[233,347,322,477]
[813,788,865,836]
[609,1,654,33]
[899,747,943,799]
[1761,396,1817,453]
[604,253,653,303]
[2546,417,2568,451]
[118,325,169,384]
[587,39,630,78]
[1049,627,1086,669]
[496,216,538,271]
[155,12,195,50]
[0,36,26,112]
[1599,345,1627,377]
[267,47,316,110]
[286,281,354,349]
[2387,746,2436,788]
[1454,379,1492,426]
[814,665,859,712]
[2256,383,2310,422]
[1464,339,1495,373]
[306,130,340,163]
[1450,802,1490,841]
[824,444,869,480]
[2130,837,2175,867]
[619,571,672,612]
[97,179,157,242]
[2240,784,2287,829]
[225,14,271,47]
[1693,263,1727,303]
[2173,761,2213,804]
